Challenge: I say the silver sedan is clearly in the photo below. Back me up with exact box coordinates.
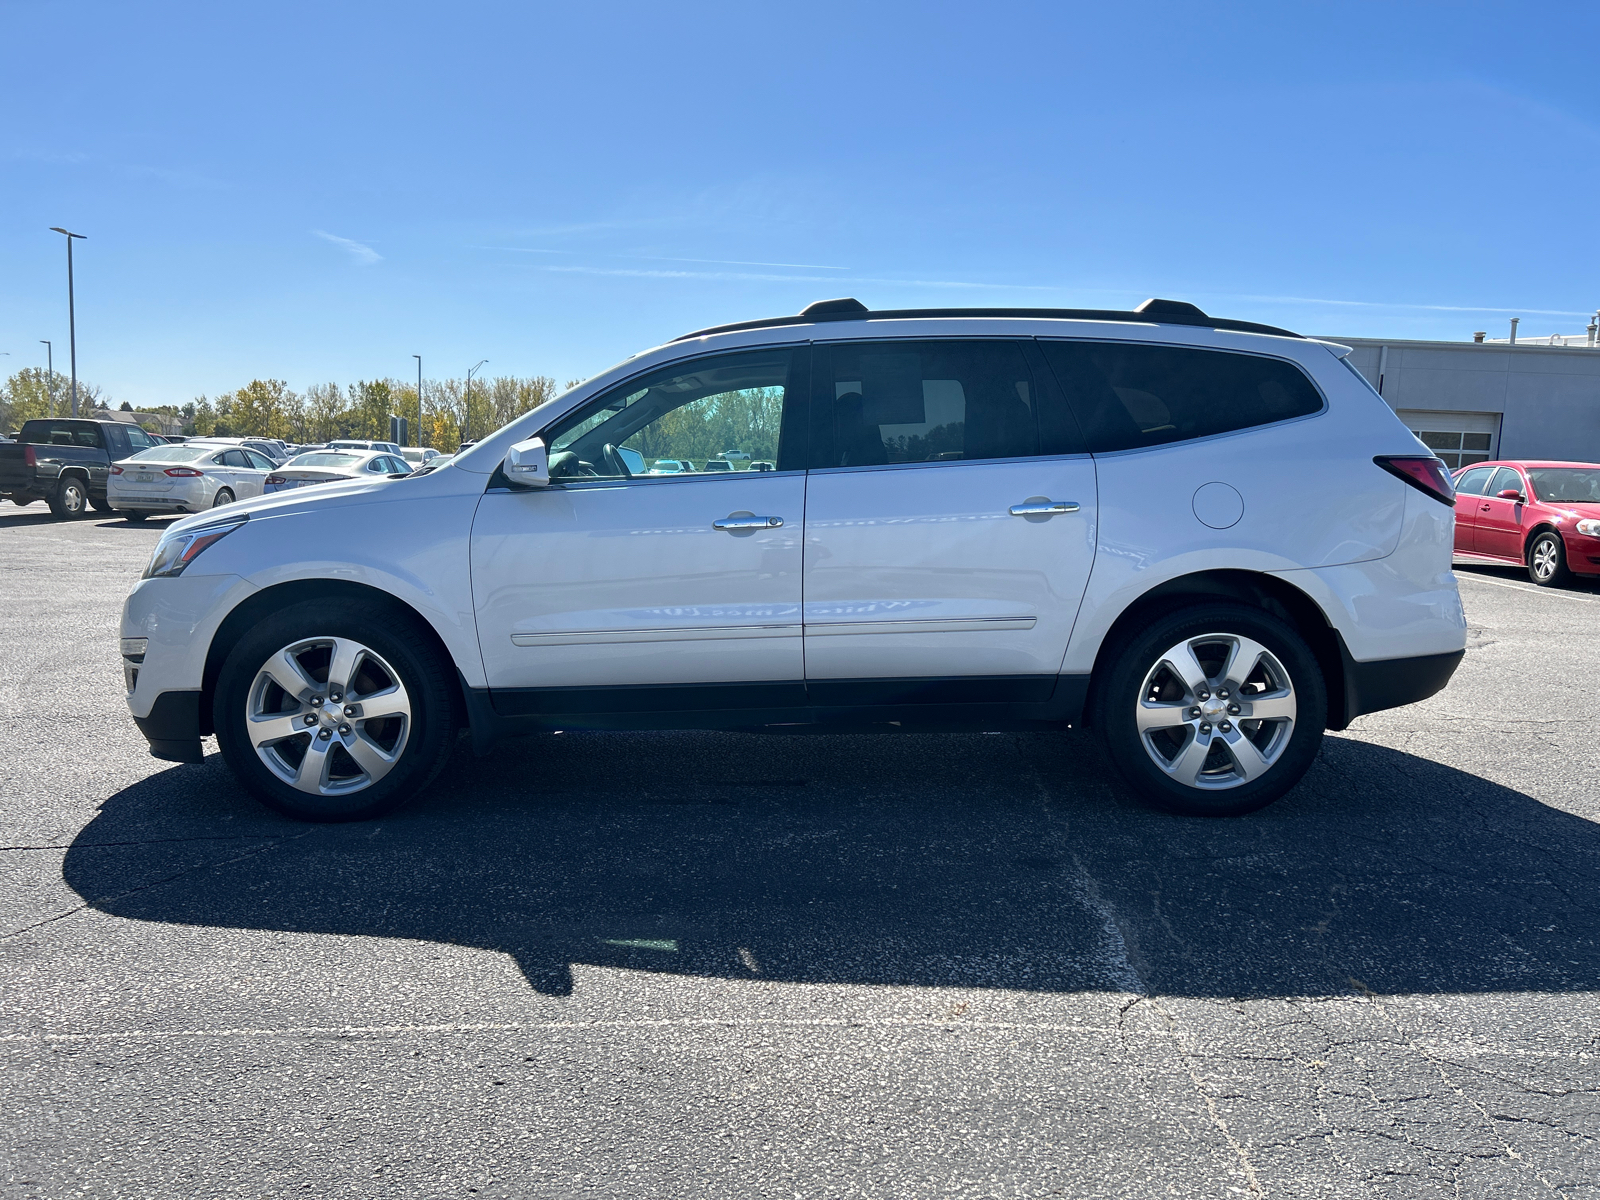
[263,450,412,494]
[108,444,274,521]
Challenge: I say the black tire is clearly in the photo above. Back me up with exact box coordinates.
[213,598,457,822]
[124,511,150,523]
[10,494,38,507]
[47,476,89,519]
[1527,531,1572,588]
[1090,602,1326,817]
[213,488,235,508]
[89,494,114,513]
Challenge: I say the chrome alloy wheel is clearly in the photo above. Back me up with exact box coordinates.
[1134,632,1297,790]
[246,636,412,796]
[1531,538,1558,582]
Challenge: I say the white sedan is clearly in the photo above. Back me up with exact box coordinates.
[108,444,275,520]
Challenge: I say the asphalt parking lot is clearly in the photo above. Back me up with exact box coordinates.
[3,506,1598,1199]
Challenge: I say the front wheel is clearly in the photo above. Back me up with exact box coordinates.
[1528,532,1572,587]
[1091,603,1326,817]
[213,599,457,821]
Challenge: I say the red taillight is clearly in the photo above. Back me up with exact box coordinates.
[110,464,124,475]
[164,467,204,478]
[1375,456,1455,506]
[23,445,36,467]
[265,475,285,486]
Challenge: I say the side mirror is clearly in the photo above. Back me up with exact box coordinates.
[1497,488,1524,502]
[505,436,550,488]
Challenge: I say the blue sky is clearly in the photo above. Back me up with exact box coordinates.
[3,0,1599,407]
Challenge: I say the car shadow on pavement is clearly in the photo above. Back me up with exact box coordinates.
[63,730,1600,999]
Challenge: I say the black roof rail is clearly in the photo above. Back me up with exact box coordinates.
[671,297,1302,343]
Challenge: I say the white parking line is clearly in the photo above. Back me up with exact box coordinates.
[1455,571,1598,603]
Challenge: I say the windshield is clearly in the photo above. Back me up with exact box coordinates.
[1527,468,1600,503]
[128,445,212,463]
[289,452,362,468]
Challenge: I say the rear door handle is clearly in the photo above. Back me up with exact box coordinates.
[1480,504,1491,511]
[1008,500,1081,516]
[713,513,783,530]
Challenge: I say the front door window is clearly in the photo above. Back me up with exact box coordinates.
[547,348,801,481]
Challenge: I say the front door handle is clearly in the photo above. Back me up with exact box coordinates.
[713,513,783,531]
[1008,499,1081,516]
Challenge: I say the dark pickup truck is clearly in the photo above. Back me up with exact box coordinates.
[0,418,161,518]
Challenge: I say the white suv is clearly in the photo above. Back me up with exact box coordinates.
[120,298,1465,822]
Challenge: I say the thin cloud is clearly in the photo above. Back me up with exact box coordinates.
[628,254,849,271]
[314,230,382,265]
[537,264,1047,290]
[1213,292,1592,318]
[483,247,847,270]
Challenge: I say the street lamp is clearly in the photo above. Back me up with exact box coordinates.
[412,354,423,447]
[40,341,53,417]
[48,228,87,416]
[465,359,487,444]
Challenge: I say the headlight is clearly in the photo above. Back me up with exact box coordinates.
[143,513,248,579]
[1577,519,1600,537]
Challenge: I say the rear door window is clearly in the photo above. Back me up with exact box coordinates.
[811,339,1040,468]
[1453,465,1495,496]
[124,426,156,451]
[1488,467,1525,497]
[1038,341,1323,453]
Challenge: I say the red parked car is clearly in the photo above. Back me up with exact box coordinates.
[1451,460,1600,586]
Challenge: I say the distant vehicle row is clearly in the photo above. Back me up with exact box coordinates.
[0,418,442,519]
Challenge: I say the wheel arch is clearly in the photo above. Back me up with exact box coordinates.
[1522,522,1562,562]
[1082,568,1351,731]
[198,578,468,737]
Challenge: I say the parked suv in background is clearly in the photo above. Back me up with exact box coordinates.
[120,298,1465,822]
[1452,460,1600,586]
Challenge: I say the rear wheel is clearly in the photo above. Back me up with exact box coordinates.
[1091,603,1326,817]
[213,488,235,507]
[89,494,114,513]
[124,511,150,523]
[47,477,89,518]
[1528,532,1572,587]
[213,599,456,821]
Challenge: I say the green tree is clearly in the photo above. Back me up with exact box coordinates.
[346,380,395,440]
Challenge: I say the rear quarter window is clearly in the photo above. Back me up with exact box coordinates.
[1038,341,1323,453]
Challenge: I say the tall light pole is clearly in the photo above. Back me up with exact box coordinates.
[40,341,53,417]
[412,354,423,447]
[465,359,487,445]
[49,228,86,416]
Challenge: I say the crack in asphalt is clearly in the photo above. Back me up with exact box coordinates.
[0,829,317,941]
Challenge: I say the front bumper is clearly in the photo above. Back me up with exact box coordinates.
[132,691,206,763]
[122,572,257,761]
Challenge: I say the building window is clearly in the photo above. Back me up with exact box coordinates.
[1394,410,1498,469]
